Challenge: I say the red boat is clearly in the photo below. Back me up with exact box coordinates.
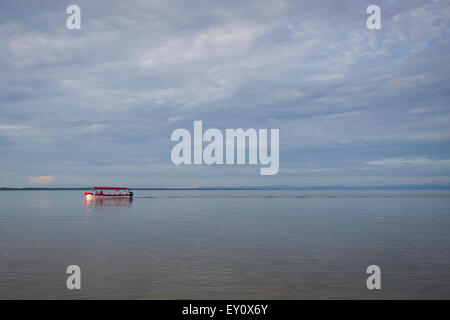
[84,186,133,200]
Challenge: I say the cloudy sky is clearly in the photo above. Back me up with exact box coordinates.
[1,0,450,187]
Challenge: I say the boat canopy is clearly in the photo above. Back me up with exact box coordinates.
[93,186,128,190]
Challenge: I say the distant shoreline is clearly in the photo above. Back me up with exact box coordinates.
[2,185,450,191]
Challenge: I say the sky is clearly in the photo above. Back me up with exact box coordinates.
[1,0,450,187]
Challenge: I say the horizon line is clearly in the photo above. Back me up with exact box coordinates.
[2,184,450,190]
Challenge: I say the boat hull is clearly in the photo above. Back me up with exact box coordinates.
[84,192,132,200]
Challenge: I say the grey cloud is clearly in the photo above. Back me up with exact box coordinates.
[1,0,450,186]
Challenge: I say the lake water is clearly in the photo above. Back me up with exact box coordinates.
[1,190,449,299]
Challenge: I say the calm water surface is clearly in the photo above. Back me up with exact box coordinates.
[1,190,450,299]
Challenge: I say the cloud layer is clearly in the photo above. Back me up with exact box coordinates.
[1,0,450,187]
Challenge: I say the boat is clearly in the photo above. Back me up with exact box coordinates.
[84,186,133,200]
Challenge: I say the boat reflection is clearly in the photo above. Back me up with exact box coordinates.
[83,198,132,213]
